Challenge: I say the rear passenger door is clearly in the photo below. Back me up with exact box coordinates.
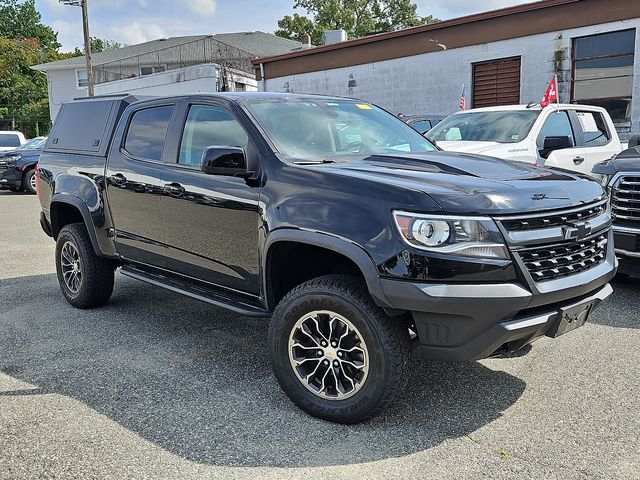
[160,101,261,295]
[105,102,177,268]
[573,110,618,173]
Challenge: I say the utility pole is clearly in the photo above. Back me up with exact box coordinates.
[59,0,94,96]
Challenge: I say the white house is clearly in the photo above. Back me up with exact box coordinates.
[33,32,303,121]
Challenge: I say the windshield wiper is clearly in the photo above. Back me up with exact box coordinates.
[292,159,336,165]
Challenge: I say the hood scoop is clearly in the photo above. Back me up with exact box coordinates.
[362,154,477,176]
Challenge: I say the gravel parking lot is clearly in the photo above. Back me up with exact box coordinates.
[0,190,639,480]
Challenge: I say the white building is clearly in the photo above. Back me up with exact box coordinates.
[254,0,640,140]
[33,32,303,120]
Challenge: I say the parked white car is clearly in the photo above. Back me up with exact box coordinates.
[426,104,622,175]
[0,131,27,153]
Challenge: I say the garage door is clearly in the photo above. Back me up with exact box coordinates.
[473,57,521,108]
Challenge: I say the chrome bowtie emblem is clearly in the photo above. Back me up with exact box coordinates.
[562,221,592,240]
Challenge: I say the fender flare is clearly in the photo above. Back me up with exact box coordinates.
[263,229,391,309]
[50,193,102,257]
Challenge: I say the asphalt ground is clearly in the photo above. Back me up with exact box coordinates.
[0,189,639,479]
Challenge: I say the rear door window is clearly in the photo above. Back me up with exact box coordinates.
[124,105,174,161]
[0,134,20,148]
[537,111,575,148]
[576,111,611,147]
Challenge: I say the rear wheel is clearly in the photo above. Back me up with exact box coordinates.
[268,275,411,424]
[55,223,115,308]
[22,169,36,194]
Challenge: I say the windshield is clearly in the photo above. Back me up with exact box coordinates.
[246,99,437,159]
[427,110,540,144]
[16,138,46,150]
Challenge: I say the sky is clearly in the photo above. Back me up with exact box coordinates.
[37,0,529,52]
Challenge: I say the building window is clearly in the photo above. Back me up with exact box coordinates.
[140,65,167,76]
[572,29,635,122]
[76,69,88,88]
[234,82,246,91]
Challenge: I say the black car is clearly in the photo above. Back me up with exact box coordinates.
[594,135,640,276]
[0,137,47,194]
[400,114,448,135]
[37,93,614,424]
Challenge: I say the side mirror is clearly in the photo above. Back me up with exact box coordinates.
[628,135,640,148]
[201,146,253,178]
[540,135,573,159]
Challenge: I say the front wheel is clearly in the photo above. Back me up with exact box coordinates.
[22,169,36,194]
[55,223,115,309]
[268,275,411,424]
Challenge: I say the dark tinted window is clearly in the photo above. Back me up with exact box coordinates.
[537,111,575,148]
[179,105,249,166]
[0,134,20,147]
[572,29,635,121]
[124,106,173,161]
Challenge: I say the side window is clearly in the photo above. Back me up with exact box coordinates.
[410,120,432,133]
[124,106,173,161]
[576,111,611,147]
[179,105,249,166]
[537,111,575,148]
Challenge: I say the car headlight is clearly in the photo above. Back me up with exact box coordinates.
[393,211,509,259]
[4,154,21,166]
[592,173,611,187]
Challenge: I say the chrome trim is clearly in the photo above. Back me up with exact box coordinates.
[502,313,553,331]
[606,172,640,188]
[419,283,531,299]
[504,212,611,246]
[613,225,640,234]
[616,248,640,258]
[493,198,608,221]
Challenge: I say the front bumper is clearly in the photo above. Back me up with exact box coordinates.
[613,225,640,276]
[0,166,23,188]
[378,233,616,361]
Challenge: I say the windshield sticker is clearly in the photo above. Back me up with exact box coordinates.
[511,134,520,141]
[577,112,599,132]
[355,104,372,110]
[345,134,362,143]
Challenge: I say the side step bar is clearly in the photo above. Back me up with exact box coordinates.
[120,265,270,318]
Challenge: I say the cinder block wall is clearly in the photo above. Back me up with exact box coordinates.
[263,20,640,140]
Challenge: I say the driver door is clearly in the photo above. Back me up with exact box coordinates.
[537,110,586,173]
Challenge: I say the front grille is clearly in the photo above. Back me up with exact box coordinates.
[518,233,608,282]
[0,161,7,170]
[497,200,611,283]
[501,202,606,231]
[612,175,640,226]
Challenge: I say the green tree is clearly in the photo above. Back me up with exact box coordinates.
[72,37,124,56]
[0,0,59,53]
[275,0,438,45]
[0,37,50,136]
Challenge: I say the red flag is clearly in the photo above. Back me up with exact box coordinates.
[541,75,558,108]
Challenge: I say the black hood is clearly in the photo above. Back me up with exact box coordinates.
[593,146,640,175]
[313,152,605,215]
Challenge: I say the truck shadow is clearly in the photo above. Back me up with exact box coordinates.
[0,273,526,468]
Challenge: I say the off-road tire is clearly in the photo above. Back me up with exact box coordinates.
[55,223,115,309]
[268,274,411,424]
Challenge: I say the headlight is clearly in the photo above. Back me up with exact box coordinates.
[393,211,509,259]
[592,173,610,187]
[4,154,21,166]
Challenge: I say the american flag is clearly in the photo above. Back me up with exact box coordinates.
[459,84,466,110]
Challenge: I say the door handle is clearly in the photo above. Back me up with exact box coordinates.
[109,173,127,185]
[164,182,185,195]
[573,157,585,165]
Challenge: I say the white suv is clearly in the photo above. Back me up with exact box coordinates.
[0,131,27,153]
[426,104,622,176]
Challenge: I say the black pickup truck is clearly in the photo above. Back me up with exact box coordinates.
[594,137,640,276]
[37,93,615,424]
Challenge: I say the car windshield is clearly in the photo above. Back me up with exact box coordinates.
[16,138,46,150]
[0,134,21,148]
[427,110,540,144]
[246,99,437,160]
